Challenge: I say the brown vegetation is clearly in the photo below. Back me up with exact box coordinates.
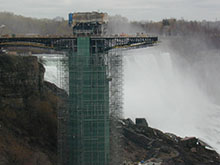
[0,54,67,165]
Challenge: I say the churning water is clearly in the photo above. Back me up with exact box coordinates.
[123,46,220,153]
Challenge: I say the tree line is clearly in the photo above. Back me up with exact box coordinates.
[0,12,220,41]
[0,12,72,35]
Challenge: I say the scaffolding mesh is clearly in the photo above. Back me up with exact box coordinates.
[57,37,124,165]
[57,53,69,165]
[108,49,124,165]
[68,37,110,165]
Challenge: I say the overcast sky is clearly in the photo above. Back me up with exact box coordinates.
[0,0,220,21]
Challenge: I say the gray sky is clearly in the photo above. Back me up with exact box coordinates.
[0,0,220,21]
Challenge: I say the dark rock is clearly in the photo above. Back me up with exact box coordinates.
[120,118,220,165]
[23,152,52,165]
[0,54,67,165]
[180,137,198,148]
[135,118,148,127]
[123,118,135,126]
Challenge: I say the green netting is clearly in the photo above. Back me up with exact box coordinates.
[68,37,109,165]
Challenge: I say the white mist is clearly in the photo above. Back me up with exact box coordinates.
[38,54,68,90]
[123,46,220,153]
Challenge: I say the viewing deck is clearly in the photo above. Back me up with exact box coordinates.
[0,35,158,51]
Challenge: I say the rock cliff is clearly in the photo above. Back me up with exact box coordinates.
[0,54,67,165]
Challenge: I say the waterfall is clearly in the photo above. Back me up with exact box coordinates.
[37,54,68,90]
[123,46,220,153]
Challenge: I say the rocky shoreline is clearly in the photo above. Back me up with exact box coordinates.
[120,118,220,165]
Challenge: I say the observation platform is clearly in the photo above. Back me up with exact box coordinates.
[0,35,158,52]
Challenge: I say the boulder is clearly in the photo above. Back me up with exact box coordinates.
[135,118,148,127]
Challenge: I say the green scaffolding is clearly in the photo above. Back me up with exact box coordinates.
[68,37,109,165]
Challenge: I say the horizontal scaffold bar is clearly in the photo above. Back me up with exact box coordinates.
[0,35,158,51]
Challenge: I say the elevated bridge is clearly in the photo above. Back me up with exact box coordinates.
[0,35,158,51]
